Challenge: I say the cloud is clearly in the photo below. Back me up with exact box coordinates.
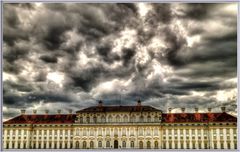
[3,3,237,120]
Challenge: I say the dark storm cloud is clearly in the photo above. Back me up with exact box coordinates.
[3,3,237,119]
[164,27,187,67]
[122,48,136,66]
[39,55,58,63]
[146,4,173,26]
[179,3,217,20]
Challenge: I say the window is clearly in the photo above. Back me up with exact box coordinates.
[122,141,126,148]
[76,128,80,136]
[123,115,128,122]
[106,141,110,148]
[204,143,208,149]
[192,142,196,149]
[187,142,189,149]
[93,116,97,123]
[162,142,166,149]
[147,116,151,122]
[114,128,118,135]
[154,141,158,149]
[98,141,102,148]
[147,141,151,149]
[227,143,231,149]
[122,128,126,136]
[116,115,120,122]
[139,128,143,136]
[90,129,94,136]
[198,142,202,149]
[83,141,87,149]
[86,117,90,123]
[90,141,94,149]
[220,142,224,149]
[154,116,158,122]
[131,141,134,148]
[154,128,158,135]
[140,115,144,122]
[108,116,112,122]
[80,117,83,123]
[101,116,105,122]
[214,143,217,149]
[139,141,143,149]
[98,128,102,136]
[106,128,110,136]
[130,115,135,122]
[76,141,79,149]
[175,142,178,149]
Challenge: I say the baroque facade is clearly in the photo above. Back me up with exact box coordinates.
[3,100,237,149]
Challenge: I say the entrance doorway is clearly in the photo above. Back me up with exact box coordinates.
[114,140,118,149]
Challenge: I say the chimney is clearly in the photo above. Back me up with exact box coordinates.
[221,106,226,113]
[21,109,26,115]
[168,108,172,113]
[57,109,61,114]
[33,110,37,114]
[137,99,141,106]
[195,108,199,113]
[98,100,103,107]
[69,109,73,114]
[208,108,212,113]
[45,110,49,115]
[181,108,185,113]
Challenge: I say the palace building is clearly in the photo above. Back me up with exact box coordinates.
[3,100,237,149]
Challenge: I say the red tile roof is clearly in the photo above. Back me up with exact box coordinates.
[3,112,236,124]
[3,114,76,124]
[76,105,162,113]
[162,112,237,123]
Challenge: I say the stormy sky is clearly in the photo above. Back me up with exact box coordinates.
[3,3,237,120]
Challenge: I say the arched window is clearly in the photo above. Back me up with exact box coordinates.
[98,141,102,148]
[83,141,87,149]
[101,116,105,122]
[90,141,94,149]
[139,141,143,149]
[147,116,151,122]
[79,117,83,123]
[122,141,126,148]
[131,141,134,148]
[116,115,120,122]
[76,141,79,149]
[130,115,136,122]
[106,141,110,148]
[147,141,151,149]
[86,117,90,123]
[154,141,158,149]
[140,115,144,122]
[108,115,112,122]
[93,116,97,123]
[123,115,128,122]
[154,116,158,122]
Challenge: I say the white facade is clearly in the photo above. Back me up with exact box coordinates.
[3,106,238,149]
